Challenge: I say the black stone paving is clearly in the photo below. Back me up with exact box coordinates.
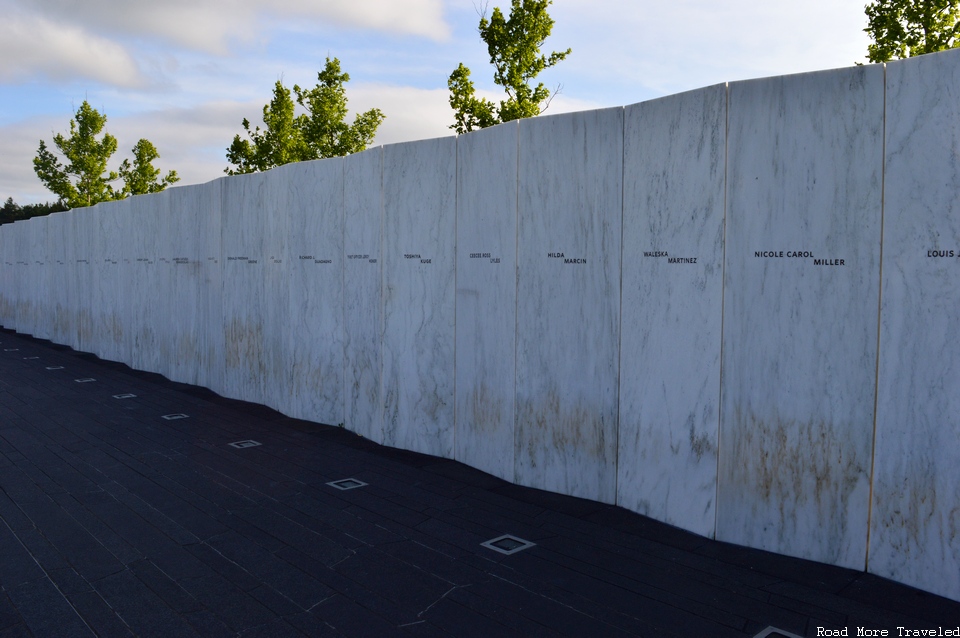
[0,327,958,637]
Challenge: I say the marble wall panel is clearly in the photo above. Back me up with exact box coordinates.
[82,206,102,356]
[221,172,267,405]
[130,194,161,374]
[48,213,71,346]
[515,107,623,504]
[617,84,726,537]
[93,201,125,362]
[75,207,98,353]
[260,168,290,413]
[870,48,960,602]
[15,222,27,334]
[196,180,224,395]
[164,186,205,385]
[152,191,178,379]
[343,148,383,442]
[13,221,30,334]
[6,224,20,330]
[0,227,10,327]
[38,217,52,340]
[718,65,883,570]
[110,205,133,367]
[281,159,344,425]
[24,218,45,338]
[455,122,519,482]
[381,137,457,458]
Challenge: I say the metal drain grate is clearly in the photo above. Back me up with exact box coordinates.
[753,627,804,638]
[112,394,137,399]
[481,535,536,555]
[46,366,64,370]
[327,478,367,490]
[228,440,261,449]
[161,413,189,420]
[74,378,96,383]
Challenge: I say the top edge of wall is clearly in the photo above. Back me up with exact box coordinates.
[35,48,958,213]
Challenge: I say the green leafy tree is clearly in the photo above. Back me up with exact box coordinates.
[225,58,385,175]
[34,101,121,208]
[225,81,306,175]
[864,0,960,62]
[119,139,180,196]
[34,101,178,208]
[448,0,571,134]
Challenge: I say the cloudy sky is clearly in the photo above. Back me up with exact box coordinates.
[1,0,872,204]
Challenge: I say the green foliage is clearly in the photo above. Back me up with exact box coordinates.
[448,64,499,134]
[1,197,69,225]
[34,101,121,208]
[294,58,385,160]
[33,101,178,208]
[119,139,180,196]
[225,58,385,175]
[864,0,960,62]
[448,0,571,134]
[225,81,305,175]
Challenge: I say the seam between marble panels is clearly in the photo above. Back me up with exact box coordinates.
[864,62,887,573]
[715,81,730,541]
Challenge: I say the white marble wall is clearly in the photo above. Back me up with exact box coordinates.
[455,122,519,482]
[94,202,125,363]
[343,148,383,441]
[0,227,11,327]
[12,221,27,335]
[382,137,457,458]
[515,107,623,504]
[718,65,884,570]
[281,158,344,425]
[870,48,960,602]
[26,218,46,339]
[75,208,97,353]
[155,189,179,380]
[260,169,289,413]
[197,180,224,395]
[130,194,162,373]
[165,185,205,385]
[48,213,70,346]
[618,84,726,537]
[3,55,960,604]
[221,172,268,405]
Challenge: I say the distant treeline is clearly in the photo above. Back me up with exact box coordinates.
[1,197,69,226]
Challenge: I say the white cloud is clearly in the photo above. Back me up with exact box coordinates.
[346,83,455,146]
[0,12,144,87]
[14,0,450,57]
[548,0,872,98]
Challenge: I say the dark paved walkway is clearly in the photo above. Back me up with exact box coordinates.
[1,328,958,638]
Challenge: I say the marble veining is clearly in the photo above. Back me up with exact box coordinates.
[455,121,519,482]
[381,137,457,458]
[617,84,726,537]
[259,168,290,414]
[92,202,122,364]
[196,179,224,395]
[718,64,884,570]
[220,171,268,405]
[515,107,623,504]
[870,47,960,601]
[282,158,344,425]
[343,148,383,442]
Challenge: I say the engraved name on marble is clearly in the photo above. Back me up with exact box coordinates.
[546,252,587,264]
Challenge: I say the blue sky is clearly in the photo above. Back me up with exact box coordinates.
[1,0,871,204]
